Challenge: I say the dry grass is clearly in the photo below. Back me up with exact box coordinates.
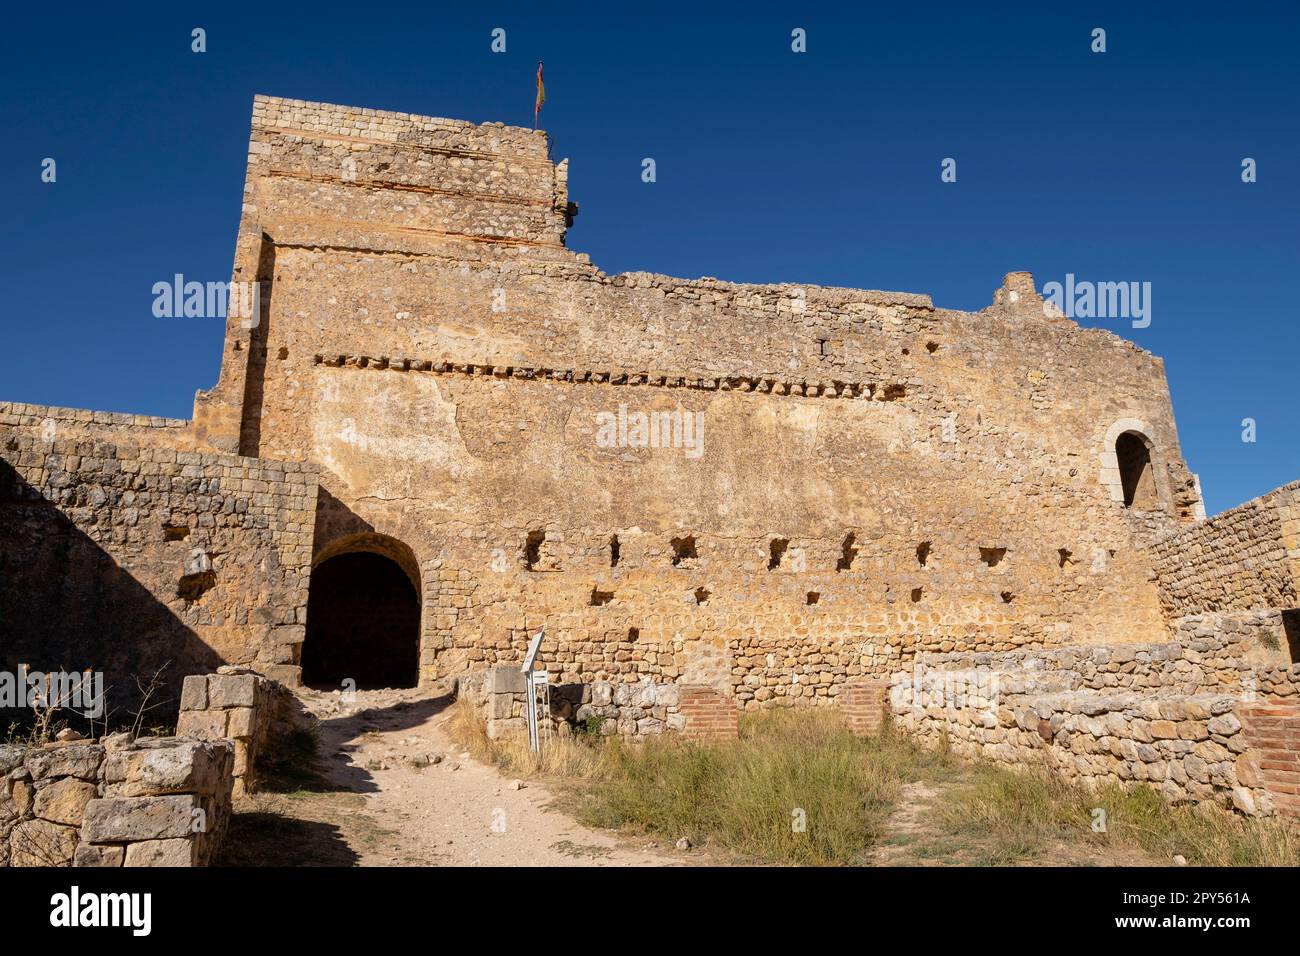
[446,696,604,778]
[445,698,1300,867]
[571,709,948,865]
[449,699,944,865]
[931,761,1300,867]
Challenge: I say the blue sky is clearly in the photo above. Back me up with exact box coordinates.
[2,3,1295,514]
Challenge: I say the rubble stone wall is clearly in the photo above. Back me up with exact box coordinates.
[883,616,1300,817]
[1152,481,1300,622]
[461,665,738,741]
[0,415,319,718]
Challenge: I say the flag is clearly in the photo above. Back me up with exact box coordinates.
[534,61,545,129]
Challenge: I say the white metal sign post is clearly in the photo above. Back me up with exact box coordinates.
[521,628,547,754]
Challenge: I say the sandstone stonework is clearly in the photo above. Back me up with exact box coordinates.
[1,95,1298,823]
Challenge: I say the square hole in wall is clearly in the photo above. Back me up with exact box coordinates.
[836,532,858,571]
[524,530,545,570]
[1283,610,1300,664]
[979,547,1007,568]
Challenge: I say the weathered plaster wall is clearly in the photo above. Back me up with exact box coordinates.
[187,96,1202,698]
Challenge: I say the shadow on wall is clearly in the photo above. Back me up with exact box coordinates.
[0,459,222,731]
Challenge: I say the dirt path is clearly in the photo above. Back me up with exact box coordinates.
[224,686,685,867]
[872,781,949,866]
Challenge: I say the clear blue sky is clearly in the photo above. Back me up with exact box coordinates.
[2,2,1295,514]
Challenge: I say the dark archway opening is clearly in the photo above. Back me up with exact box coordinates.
[1115,432,1157,509]
[302,551,420,690]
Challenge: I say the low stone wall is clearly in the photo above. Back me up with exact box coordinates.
[881,622,1300,818]
[462,666,737,741]
[909,619,1299,699]
[1,735,233,867]
[177,666,305,795]
[890,674,1270,812]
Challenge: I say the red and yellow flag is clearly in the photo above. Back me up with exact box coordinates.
[534,61,545,129]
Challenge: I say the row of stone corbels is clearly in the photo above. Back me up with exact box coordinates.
[311,353,909,402]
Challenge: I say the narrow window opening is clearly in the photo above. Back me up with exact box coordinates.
[627,627,640,643]
[671,535,698,568]
[610,534,621,568]
[1115,432,1157,509]
[911,587,923,603]
[768,538,789,570]
[1281,610,1300,664]
[880,384,906,401]
[916,542,931,567]
[178,571,216,602]
[524,530,545,570]
[836,533,858,572]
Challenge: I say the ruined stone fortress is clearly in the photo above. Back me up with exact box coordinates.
[3,96,1299,853]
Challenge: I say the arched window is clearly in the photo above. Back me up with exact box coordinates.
[1115,431,1157,509]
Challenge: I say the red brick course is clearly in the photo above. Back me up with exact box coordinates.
[1238,701,1300,818]
[678,686,739,740]
[841,679,889,736]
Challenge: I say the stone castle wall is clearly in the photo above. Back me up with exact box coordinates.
[1152,481,1300,619]
[186,96,1205,700]
[0,409,318,719]
[2,95,1298,823]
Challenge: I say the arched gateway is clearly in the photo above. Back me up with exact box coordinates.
[301,533,421,690]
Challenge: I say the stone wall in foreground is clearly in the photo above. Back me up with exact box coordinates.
[1,735,233,867]
[177,666,309,795]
